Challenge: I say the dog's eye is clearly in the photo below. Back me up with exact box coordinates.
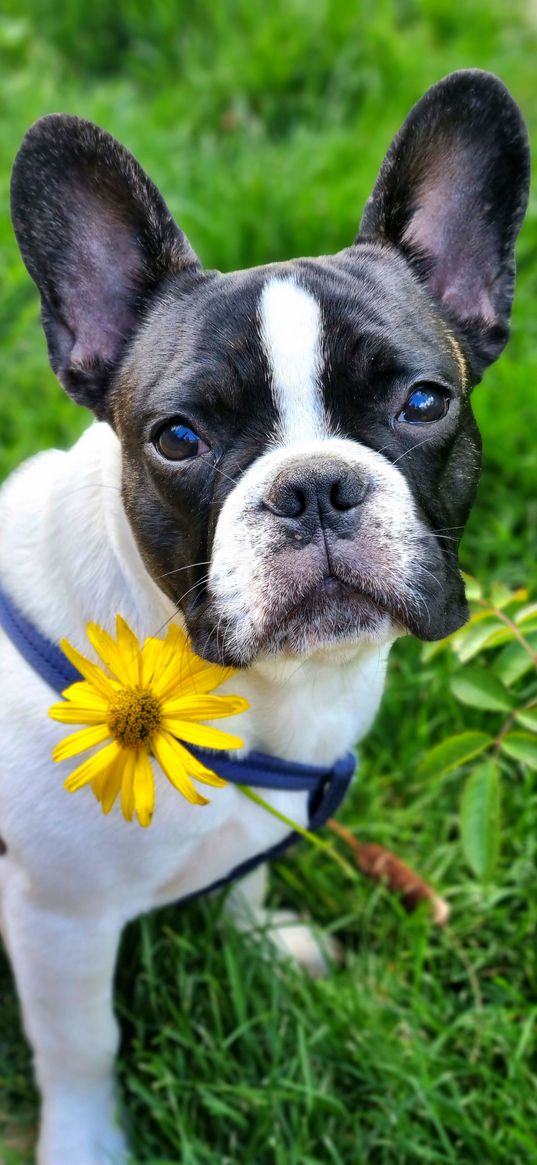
[155,422,209,461]
[398,385,449,424]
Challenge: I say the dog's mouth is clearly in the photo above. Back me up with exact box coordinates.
[186,536,469,666]
[261,573,397,655]
[191,570,402,665]
[278,574,387,627]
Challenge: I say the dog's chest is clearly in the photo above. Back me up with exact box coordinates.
[0,627,379,917]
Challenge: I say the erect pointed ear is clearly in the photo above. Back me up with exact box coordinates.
[357,70,530,378]
[11,115,201,418]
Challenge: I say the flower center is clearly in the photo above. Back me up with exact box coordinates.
[107,687,161,749]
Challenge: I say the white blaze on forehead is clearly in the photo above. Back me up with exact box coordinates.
[259,276,327,442]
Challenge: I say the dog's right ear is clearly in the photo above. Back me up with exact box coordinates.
[11,115,201,418]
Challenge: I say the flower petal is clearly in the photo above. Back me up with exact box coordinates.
[60,681,109,710]
[152,732,209,805]
[86,623,136,686]
[161,694,249,721]
[141,637,165,687]
[59,639,120,700]
[158,662,236,703]
[49,703,108,726]
[91,762,112,802]
[91,751,125,813]
[165,737,228,787]
[142,624,186,685]
[150,625,192,697]
[52,723,111,762]
[133,748,155,827]
[120,750,136,822]
[115,615,142,685]
[64,740,122,792]
[150,625,233,701]
[160,718,244,751]
[99,764,124,815]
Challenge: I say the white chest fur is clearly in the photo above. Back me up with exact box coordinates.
[0,423,391,920]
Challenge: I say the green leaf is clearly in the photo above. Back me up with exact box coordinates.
[451,620,508,663]
[513,617,537,635]
[500,733,537,771]
[460,761,501,881]
[450,667,512,712]
[490,581,517,610]
[462,573,483,602]
[493,635,537,686]
[515,708,537,733]
[417,732,492,780]
[515,602,537,626]
[460,624,534,657]
[421,638,452,663]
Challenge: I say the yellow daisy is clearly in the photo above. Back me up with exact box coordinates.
[49,616,249,827]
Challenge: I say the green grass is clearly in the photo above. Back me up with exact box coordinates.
[1,2,536,1162]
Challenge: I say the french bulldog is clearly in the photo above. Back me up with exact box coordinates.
[0,70,529,1165]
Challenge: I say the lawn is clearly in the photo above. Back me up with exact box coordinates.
[0,2,536,1162]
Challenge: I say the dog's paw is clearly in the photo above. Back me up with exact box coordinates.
[262,910,342,978]
[225,867,341,977]
[37,1118,128,1165]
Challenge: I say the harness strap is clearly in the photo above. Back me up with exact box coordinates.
[178,752,354,905]
[0,584,79,693]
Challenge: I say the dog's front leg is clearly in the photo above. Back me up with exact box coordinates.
[2,871,127,1165]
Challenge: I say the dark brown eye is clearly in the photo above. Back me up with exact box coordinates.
[155,422,209,461]
[398,386,449,424]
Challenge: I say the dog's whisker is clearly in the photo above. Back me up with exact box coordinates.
[123,576,212,671]
[154,560,212,582]
[209,462,241,488]
[390,433,439,466]
[419,531,459,544]
[416,564,443,590]
[175,575,211,607]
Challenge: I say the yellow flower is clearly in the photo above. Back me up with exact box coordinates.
[49,616,249,827]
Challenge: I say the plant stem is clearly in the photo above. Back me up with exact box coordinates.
[478,601,537,666]
[237,784,360,882]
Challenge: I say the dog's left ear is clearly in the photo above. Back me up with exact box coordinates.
[358,70,530,378]
[11,114,201,418]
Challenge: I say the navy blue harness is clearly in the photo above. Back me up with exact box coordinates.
[0,582,355,900]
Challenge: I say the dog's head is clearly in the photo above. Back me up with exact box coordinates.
[11,71,529,666]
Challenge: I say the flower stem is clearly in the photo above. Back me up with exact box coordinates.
[237,784,361,882]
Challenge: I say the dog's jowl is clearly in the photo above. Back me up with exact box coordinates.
[0,71,529,1165]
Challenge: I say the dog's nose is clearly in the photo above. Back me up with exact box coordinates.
[263,464,371,528]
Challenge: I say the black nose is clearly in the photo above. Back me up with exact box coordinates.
[263,464,371,529]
